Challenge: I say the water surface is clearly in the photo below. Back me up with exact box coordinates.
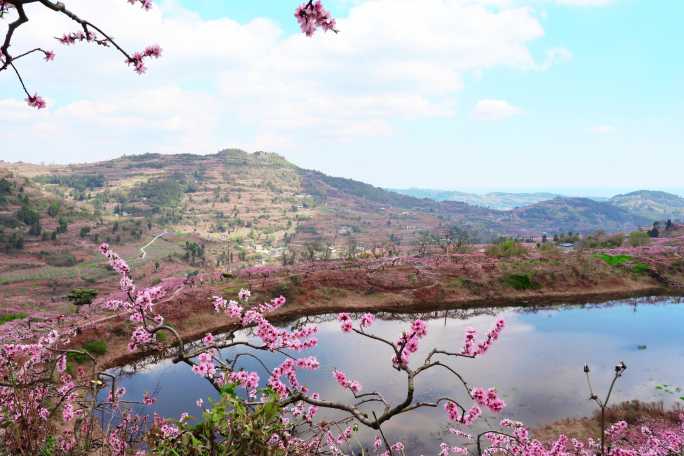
[106,297,684,452]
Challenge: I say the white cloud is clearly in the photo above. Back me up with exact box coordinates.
[555,0,613,6]
[590,125,616,134]
[473,99,523,120]
[536,47,573,70]
[0,0,561,162]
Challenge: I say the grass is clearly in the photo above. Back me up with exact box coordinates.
[487,239,527,258]
[0,238,182,286]
[67,351,90,364]
[503,273,541,291]
[594,253,633,267]
[82,339,107,356]
[0,312,28,325]
[632,262,650,274]
[447,277,465,289]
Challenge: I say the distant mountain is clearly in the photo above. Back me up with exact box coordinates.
[392,188,563,210]
[509,197,651,234]
[609,190,684,221]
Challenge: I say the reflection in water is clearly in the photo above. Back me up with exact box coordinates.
[104,297,684,453]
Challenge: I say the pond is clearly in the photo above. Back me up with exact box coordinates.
[104,297,684,452]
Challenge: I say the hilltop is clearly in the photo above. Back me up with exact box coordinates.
[609,190,684,221]
[391,188,562,210]
[509,197,651,234]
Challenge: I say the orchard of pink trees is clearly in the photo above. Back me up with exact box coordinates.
[1,242,682,454]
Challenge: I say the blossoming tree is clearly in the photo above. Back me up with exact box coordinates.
[0,0,337,109]
[3,240,681,454]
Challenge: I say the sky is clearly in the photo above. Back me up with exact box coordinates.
[1,0,682,196]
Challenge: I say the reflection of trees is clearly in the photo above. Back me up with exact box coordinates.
[285,308,501,331]
[516,295,683,315]
[115,295,682,372]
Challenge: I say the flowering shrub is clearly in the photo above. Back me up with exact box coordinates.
[0,311,153,454]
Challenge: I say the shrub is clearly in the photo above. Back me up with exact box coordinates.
[580,233,625,249]
[504,273,540,290]
[487,239,527,258]
[632,263,650,274]
[538,242,561,256]
[628,230,650,247]
[37,173,106,191]
[270,282,295,302]
[82,339,107,356]
[16,205,39,226]
[67,351,90,364]
[41,251,78,267]
[595,253,633,267]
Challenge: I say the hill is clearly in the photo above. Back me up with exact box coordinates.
[0,150,661,313]
[609,190,684,221]
[509,197,651,234]
[391,188,560,210]
[0,151,651,284]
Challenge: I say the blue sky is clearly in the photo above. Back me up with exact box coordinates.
[1,0,682,196]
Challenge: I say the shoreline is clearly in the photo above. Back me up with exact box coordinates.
[100,283,682,370]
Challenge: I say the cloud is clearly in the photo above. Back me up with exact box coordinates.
[555,0,614,6]
[589,125,616,134]
[536,47,573,70]
[0,0,561,162]
[473,99,523,120]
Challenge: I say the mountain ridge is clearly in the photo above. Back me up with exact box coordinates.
[0,150,654,260]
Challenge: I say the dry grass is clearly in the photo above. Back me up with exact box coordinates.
[533,401,683,442]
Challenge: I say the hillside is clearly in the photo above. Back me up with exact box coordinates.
[0,151,654,303]
[0,150,665,316]
[610,190,684,221]
[509,197,651,234]
[391,188,560,210]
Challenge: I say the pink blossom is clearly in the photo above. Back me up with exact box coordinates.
[127,0,153,11]
[337,313,353,332]
[332,369,362,394]
[143,392,156,405]
[26,94,46,109]
[360,313,375,328]
[295,1,337,36]
[238,288,251,301]
[160,423,179,439]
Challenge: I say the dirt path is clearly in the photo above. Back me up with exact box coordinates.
[139,232,168,259]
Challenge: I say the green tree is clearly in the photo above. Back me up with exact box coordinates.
[57,217,68,234]
[66,288,98,313]
[16,205,39,226]
[47,201,61,217]
[28,221,42,236]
